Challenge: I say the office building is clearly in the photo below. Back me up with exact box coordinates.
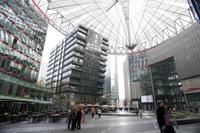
[128,23,200,110]
[111,55,119,103]
[146,22,200,110]
[46,25,109,107]
[123,57,130,104]
[0,0,52,113]
[127,51,150,109]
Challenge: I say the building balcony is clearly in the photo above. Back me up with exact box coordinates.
[72,60,83,66]
[101,51,108,56]
[72,67,83,72]
[74,47,84,54]
[60,85,79,93]
[71,72,81,78]
[101,45,109,52]
[98,73,105,78]
[73,52,84,59]
[99,68,106,73]
[100,56,107,62]
[69,80,81,86]
[98,78,105,83]
[99,61,106,67]
[103,38,109,43]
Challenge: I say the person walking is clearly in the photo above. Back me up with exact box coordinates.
[81,109,86,123]
[156,100,165,133]
[91,107,95,118]
[67,109,72,130]
[76,108,82,129]
[164,105,176,133]
[97,108,102,118]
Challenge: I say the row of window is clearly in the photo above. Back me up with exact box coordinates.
[0,43,40,71]
[0,19,43,64]
[0,57,39,82]
[0,10,45,46]
[6,0,48,29]
[0,80,52,101]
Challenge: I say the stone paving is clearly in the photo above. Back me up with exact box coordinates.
[0,115,199,133]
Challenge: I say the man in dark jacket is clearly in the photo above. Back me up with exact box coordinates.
[71,109,77,130]
[156,100,165,133]
[76,108,82,129]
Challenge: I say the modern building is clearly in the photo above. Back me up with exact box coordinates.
[46,25,109,107]
[127,51,150,109]
[147,22,200,110]
[111,55,119,104]
[128,52,148,82]
[0,0,52,113]
[128,22,200,110]
[123,57,130,106]
[103,56,111,95]
[101,56,111,105]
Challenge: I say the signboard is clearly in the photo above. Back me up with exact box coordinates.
[141,95,153,103]
[185,87,200,94]
[188,0,200,23]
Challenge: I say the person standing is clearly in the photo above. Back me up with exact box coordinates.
[156,100,165,133]
[76,108,82,129]
[71,109,76,130]
[164,105,176,133]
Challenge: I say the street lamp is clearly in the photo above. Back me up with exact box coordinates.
[148,66,157,112]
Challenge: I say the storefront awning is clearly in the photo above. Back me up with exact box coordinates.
[0,95,52,104]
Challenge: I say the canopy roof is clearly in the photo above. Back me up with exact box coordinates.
[36,0,194,54]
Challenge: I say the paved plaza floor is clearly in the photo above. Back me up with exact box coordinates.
[0,115,199,133]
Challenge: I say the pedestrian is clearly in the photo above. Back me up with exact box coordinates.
[97,108,102,118]
[136,108,139,115]
[67,108,72,130]
[91,107,95,118]
[164,105,176,133]
[81,109,86,123]
[156,100,165,133]
[76,108,82,129]
[71,109,76,130]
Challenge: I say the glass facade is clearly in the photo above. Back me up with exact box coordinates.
[147,22,200,110]
[128,51,153,110]
[0,0,52,113]
[150,57,186,110]
[128,52,150,97]
[128,52,148,82]
[46,25,109,107]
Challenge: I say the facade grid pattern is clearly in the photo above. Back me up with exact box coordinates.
[46,25,109,106]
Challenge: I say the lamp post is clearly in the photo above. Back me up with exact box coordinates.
[149,66,157,111]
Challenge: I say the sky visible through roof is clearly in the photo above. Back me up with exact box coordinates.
[36,0,194,99]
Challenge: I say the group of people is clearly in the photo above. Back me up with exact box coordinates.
[91,107,102,119]
[67,107,102,130]
[68,108,85,130]
[156,100,176,133]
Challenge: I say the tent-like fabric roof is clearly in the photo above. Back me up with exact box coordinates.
[36,0,194,53]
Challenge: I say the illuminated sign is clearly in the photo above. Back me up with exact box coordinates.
[141,95,153,103]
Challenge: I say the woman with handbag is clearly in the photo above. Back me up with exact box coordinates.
[164,104,176,133]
